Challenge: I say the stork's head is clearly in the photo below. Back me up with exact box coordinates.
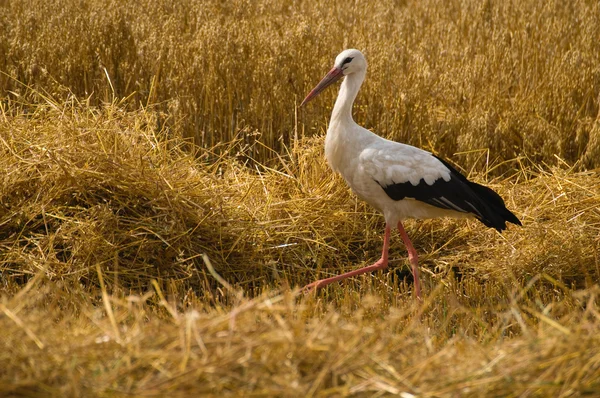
[301,49,367,106]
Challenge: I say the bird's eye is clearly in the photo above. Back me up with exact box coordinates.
[342,57,353,66]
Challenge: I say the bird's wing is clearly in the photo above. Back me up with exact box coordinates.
[360,142,452,188]
[360,142,482,215]
[359,141,520,230]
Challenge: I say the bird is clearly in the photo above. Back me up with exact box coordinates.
[300,49,521,298]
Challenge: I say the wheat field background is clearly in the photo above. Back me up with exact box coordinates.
[2,0,600,396]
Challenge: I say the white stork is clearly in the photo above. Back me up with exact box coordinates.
[301,49,521,297]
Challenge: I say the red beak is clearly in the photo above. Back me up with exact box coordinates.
[300,67,344,106]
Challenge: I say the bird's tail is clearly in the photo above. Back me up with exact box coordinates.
[468,181,522,231]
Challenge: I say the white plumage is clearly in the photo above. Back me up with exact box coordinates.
[301,49,520,297]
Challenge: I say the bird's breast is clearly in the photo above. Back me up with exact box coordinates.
[324,130,344,173]
[324,131,351,175]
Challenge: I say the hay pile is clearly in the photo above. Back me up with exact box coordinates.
[1,99,599,396]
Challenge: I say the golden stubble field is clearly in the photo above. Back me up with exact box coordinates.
[1,0,600,396]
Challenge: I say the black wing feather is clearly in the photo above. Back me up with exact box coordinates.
[377,155,521,231]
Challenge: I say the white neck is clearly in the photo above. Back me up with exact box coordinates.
[330,69,366,126]
[324,69,367,173]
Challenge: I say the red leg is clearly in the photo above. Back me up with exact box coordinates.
[302,224,391,291]
[397,221,421,298]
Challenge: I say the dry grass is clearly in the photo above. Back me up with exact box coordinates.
[2,0,600,396]
[2,0,600,168]
[2,97,600,396]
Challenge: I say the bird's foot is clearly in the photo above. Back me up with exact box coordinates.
[300,258,389,294]
[300,280,325,293]
[409,258,422,300]
[414,281,422,300]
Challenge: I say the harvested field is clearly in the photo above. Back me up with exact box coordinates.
[1,0,600,396]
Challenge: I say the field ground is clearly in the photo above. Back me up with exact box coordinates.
[2,0,600,396]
